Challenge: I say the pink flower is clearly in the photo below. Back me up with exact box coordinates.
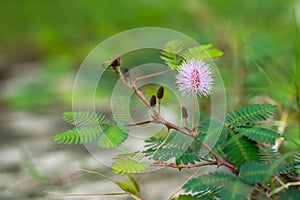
[176,59,214,96]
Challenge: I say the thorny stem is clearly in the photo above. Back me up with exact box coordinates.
[125,69,238,173]
[152,160,218,169]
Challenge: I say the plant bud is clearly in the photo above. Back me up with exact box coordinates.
[111,56,122,67]
[182,107,188,119]
[150,95,157,107]
[157,86,164,99]
[124,67,130,79]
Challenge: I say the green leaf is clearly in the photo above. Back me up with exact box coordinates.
[279,187,300,199]
[150,147,200,164]
[63,111,111,127]
[118,181,139,195]
[259,146,281,164]
[235,126,282,145]
[183,172,235,193]
[127,174,140,193]
[182,45,223,61]
[112,159,149,175]
[97,125,127,148]
[220,179,253,200]
[277,161,300,178]
[160,40,183,70]
[172,194,196,200]
[53,126,103,144]
[223,133,259,167]
[240,161,270,184]
[294,153,300,175]
[226,104,277,127]
[269,151,299,178]
[145,131,199,164]
[195,187,221,200]
[197,119,229,146]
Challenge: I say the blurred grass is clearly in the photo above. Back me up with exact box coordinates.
[0,0,299,142]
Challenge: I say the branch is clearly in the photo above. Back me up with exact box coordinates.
[132,69,174,85]
[267,181,300,197]
[151,161,218,170]
[43,190,127,197]
[127,70,238,173]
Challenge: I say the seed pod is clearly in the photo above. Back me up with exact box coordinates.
[182,107,188,119]
[157,86,164,99]
[124,67,130,79]
[150,95,157,107]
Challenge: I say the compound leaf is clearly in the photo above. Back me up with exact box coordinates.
[97,125,127,148]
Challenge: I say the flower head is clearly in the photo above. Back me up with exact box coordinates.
[176,59,214,96]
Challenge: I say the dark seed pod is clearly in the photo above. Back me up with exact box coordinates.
[111,56,122,67]
[150,95,157,107]
[182,107,188,119]
[157,86,164,99]
[124,67,130,79]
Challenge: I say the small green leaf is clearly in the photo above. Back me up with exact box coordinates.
[112,159,149,175]
[240,161,270,184]
[183,172,235,193]
[182,45,223,61]
[127,174,140,193]
[63,111,111,127]
[172,194,196,200]
[220,179,253,200]
[223,133,259,167]
[118,181,139,195]
[97,125,127,148]
[235,126,282,145]
[53,126,103,144]
[259,146,280,164]
[160,40,183,70]
[279,187,300,199]
[226,104,277,127]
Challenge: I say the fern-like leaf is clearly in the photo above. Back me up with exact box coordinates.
[53,126,103,144]
[160,41,183,70]
[63,111,111,127]
[294,153,300,175]
[183,172,235,193]
[223,133,259,167]
[112,158,149,175]
[220,179,253,200]
[172,194,196,200]
[279,187,300,199]
[182,44,223,61]
[259,146,281,164]
[234,126,282,145]
[97,125,127,148]
[195,187,221,200]
[226,104,277,127]
[277,161,300,178]
[239,161,271,184]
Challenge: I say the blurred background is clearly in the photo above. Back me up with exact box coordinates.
[0,0,299,199]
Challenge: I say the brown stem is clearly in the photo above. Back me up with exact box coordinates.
[126,120,153,126]
[132,69,174,85]
[126,70,238,173]
[152,161,218,169]
[43,191,127,197]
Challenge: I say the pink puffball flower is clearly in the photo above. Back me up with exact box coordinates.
[176,59,214,97]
